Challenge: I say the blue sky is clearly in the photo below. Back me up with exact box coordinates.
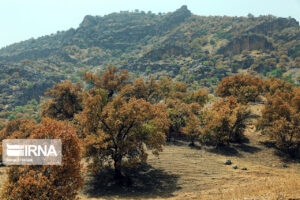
[0,0,299,48]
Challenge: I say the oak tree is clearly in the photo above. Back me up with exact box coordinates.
[78,96,169,178]
[258,89,300,157]
[203,97,249,146]
[263,78,293,96]
[182,103,204,146]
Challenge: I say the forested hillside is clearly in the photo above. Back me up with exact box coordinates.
[0,5,299,120]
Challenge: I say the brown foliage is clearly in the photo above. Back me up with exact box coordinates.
[263,78,293,95]
[157,77,173,100]
[203,97,249,146]
[78,96,169,178]
[73,88,108,138]
[83,65,128,98]
[1,118,83,200]
[169,81,188,100]
[292,87,300,112]
[258,88,300,156]
[182,103,204,145]
[41,81,83,120]
[120,77,161,103]
[268,116,300,156]
[166,99,191,141]
[0,119,37,163]
[119,76,208,144]
[188,89,209,106]
[0,118,37,140]
[120,76,208,106]
[216,74,263,103]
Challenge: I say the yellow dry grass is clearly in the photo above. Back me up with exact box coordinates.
[77,142,300,200]
[209,175,300,200]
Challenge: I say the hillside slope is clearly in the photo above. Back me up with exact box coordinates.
[0,5,299,115]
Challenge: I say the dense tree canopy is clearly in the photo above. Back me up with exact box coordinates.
[216,74,263,103]
[203,97,249,146]
[258,87,300,157]
[78,96,169,178]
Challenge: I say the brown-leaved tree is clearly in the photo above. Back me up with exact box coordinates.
[77,96,169,178]
[203,97,249,146]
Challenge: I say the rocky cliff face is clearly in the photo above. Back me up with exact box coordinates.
[217,34,273,56]
[157,5,192,34]
[247,17,299,35]
[141,45,190,62]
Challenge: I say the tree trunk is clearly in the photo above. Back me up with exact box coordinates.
[189,141,195,147]
[114,156,122,179]
[108,90,114,99]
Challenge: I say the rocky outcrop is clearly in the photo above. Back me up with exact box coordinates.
[157,5,191,34]
[217,34,273,56]
[141,45,190,62]
[247,17,299,35]
[79,15,98,28]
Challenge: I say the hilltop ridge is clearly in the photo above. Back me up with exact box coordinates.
[0,6,299,114]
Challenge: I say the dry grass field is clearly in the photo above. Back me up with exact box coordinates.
[78,142,300,200]
[1,103,300,200]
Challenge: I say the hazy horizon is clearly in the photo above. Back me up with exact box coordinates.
[1,0,300,48]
